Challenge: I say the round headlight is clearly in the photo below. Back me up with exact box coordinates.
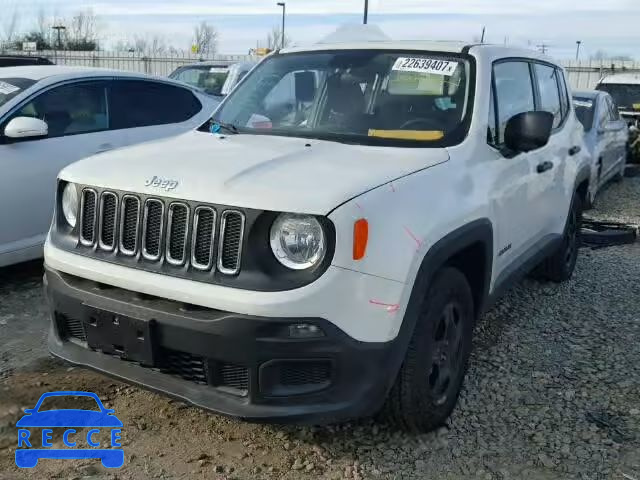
[270,214,326,270]
[61,183,78,228]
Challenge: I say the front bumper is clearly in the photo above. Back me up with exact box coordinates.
[45,268,405,424]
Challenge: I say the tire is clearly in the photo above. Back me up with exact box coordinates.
[583,189,595,210]
[537,195,582,282]
[625,164,640,178]
[581,229,637,247]
[382,267,474,432]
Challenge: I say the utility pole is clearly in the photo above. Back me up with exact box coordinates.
[277,3,286,49]
[537,43,549,55]
[363,0,369,24]
[52,25,66,49]
[575,40,582,61]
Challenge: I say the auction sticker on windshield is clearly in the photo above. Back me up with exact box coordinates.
[392,58,457,76]
[0,81,20,95]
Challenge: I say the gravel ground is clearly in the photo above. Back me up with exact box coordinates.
[0,176,639,480]
[0,261,48,379]
[587,170,640,225]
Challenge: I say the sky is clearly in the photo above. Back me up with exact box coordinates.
[3,0,640,59]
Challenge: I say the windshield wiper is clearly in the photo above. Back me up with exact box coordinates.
[210,120,239,135]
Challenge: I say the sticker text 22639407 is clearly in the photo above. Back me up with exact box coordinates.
[392,57,457,76]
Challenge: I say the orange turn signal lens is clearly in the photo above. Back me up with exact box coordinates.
[353,219,369,260]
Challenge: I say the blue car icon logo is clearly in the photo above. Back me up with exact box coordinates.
[15,391,124,469]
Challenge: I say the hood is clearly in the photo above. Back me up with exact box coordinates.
[61,131,449,215]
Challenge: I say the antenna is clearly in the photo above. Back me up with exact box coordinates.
[480,26,486,43]
[536,43,549,54]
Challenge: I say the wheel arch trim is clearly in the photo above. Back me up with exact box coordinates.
[378,218,494,402]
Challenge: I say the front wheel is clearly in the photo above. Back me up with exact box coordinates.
[536,194,582,282]
[382,267,474,432]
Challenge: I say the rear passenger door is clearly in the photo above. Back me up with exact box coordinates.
[108,80,204,146]
[530,63,573,235]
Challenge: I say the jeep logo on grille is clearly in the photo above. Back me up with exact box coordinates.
[145,176,179,191]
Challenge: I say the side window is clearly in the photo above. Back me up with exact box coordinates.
[557,69,570,120]
[110,81,202,130]
[534,64,562,128]
[492,61,535,145]
[597,99,609,128]
[606,96,620,121]
[11,82,108,138]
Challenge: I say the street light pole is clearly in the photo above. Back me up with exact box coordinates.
[52,25,66,50]
[576,41,582,61]
[363,0,369,24]
[277,2,286,49]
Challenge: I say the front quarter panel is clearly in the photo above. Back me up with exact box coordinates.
[328,154,490,334]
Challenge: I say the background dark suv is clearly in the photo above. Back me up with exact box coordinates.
[0,55,54,67]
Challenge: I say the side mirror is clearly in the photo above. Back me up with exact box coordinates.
[504,111,554,153]
[4,117,48,140]
[295,71,316,103]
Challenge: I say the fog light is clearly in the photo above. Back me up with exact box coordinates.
[288,324,324,339]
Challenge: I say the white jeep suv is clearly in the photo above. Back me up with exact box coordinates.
[44,42,590,430]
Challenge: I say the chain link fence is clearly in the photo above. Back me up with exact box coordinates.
[2,49,640,89]
[1,49,254,77]
[562,60,640,90]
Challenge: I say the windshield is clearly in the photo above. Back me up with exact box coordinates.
[213,50,472,147]
[573,97,595,131]
[170,66,229,96]
[596,83,640,110]
[221,63,257,96]
[0,78,36,109]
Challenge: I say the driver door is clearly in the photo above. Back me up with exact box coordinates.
[0,80,121,258]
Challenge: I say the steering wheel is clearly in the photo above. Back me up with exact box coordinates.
[399,118,443,131]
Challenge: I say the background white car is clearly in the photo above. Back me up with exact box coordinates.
[573,90,629,207]
[0,66,216,267]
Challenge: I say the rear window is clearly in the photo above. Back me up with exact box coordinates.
[573,97,595,131]
[0,78,37,108]
[110,80,202,130]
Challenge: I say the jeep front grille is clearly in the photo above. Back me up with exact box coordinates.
[218,211,245,275]
[99,192,118,251]
[80,189,97,246]
[166,203,190,265]
[119,196,141,256]
[192,207,216,270]
[78,188,245,276]
[142,199,164,261]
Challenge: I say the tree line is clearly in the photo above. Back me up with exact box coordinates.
[0,7,291,55]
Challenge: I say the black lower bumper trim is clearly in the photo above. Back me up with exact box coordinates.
[45,267,403,424]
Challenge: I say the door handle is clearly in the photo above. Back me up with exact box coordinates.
[569,146,581,156]
[537,161,554,174]
[95,143,113,153]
